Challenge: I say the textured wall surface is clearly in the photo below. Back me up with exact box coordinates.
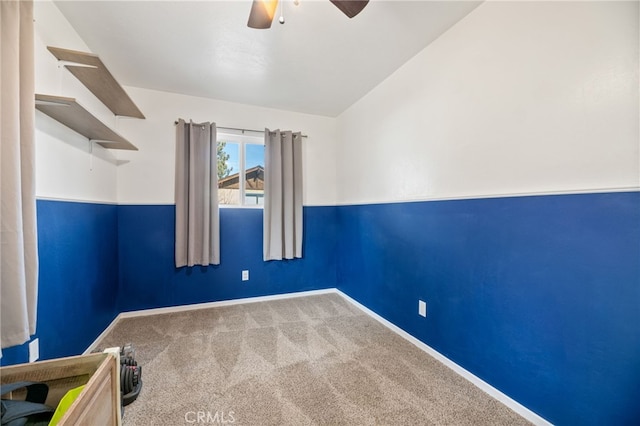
[2,200,119,365]
[6,2,638,425]
[116,206,337,312]
[337,192,640,425]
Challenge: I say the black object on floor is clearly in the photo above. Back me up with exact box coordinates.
[1,382,55,426]
[119,347,142,407]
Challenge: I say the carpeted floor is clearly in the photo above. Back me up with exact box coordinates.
[96,293,530,425]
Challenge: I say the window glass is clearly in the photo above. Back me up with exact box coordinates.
[244,144,265,206]
[217,141,239,205]
[216,135,264,207]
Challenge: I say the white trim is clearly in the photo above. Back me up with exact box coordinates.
[83,313,125,355]
[113,201,175,206]
[333,186,639,207]
[40,188,638,208]
[217,132,265,209]
[219,204,263,210]
[217,131,264,145]
[117,288,335,319]
[36,196,118,205]
[83,287,552,424]
[83,289,337,354]
[335,290,553,426]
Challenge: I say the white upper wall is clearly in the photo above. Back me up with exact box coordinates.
[115,87,338,205]
[336,1,640,204]
[33,0,338,206]
[34,1,638,207]
[34,0,119,203]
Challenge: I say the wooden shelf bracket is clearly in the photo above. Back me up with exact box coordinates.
[36,94,138,151]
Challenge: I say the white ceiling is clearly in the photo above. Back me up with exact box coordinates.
[53,0,481,117]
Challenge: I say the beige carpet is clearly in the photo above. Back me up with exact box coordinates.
[96,293,530,425]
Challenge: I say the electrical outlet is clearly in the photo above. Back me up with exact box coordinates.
[418,300,427,317]
[29,338,39,363]
[242,270,249,281]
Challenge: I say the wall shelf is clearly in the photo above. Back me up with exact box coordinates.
[47,46,145,119]
[36,94,138,151]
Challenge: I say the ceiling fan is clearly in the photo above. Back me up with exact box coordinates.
[247,0,369,29]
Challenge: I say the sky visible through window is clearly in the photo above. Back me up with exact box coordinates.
[217,140,264,205]
[220,142,264,178]
[245,144,264,169]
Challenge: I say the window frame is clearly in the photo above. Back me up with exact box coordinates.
[217,132,265,209]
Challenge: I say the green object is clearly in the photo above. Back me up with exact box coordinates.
[48,385,85,426]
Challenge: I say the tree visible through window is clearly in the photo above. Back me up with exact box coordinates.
[217,135,264,206]
[217,141,233,180]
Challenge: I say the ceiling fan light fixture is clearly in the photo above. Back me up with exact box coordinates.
[247,0,279,29]
[278,0,285,24]
[329,0,369,18]
[248,0,368,29]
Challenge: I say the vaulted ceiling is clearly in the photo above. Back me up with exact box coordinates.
[53,1,481,117]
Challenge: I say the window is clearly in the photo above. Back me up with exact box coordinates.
[217,133,264,207]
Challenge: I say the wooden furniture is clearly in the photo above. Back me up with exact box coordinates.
[36,46,144,151]
[46,46,144,119]
[0,352,121,426]
[36,94,137,151]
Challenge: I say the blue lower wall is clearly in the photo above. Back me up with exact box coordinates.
[336,191,640,425]
[116,205,337,312]
[4,192,638,426]
[1,200,119,366]
[2,203,336,366]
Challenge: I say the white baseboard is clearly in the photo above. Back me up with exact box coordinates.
[83,287,551,425]
[117,288,336,319]
[335,290,553,426]
[83,288,336,354]
[83,313,124,355]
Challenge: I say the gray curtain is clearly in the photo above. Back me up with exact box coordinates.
[175,119,220,267]
[0,0,38,352]
[263,129,303,261]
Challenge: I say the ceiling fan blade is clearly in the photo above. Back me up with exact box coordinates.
[247,0,279,29]
[330,0,369,18]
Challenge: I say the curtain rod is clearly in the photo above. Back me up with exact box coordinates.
[174,121,308,138]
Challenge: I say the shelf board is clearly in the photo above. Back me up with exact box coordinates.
[36,94,138,151]
[47,46,145,119]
